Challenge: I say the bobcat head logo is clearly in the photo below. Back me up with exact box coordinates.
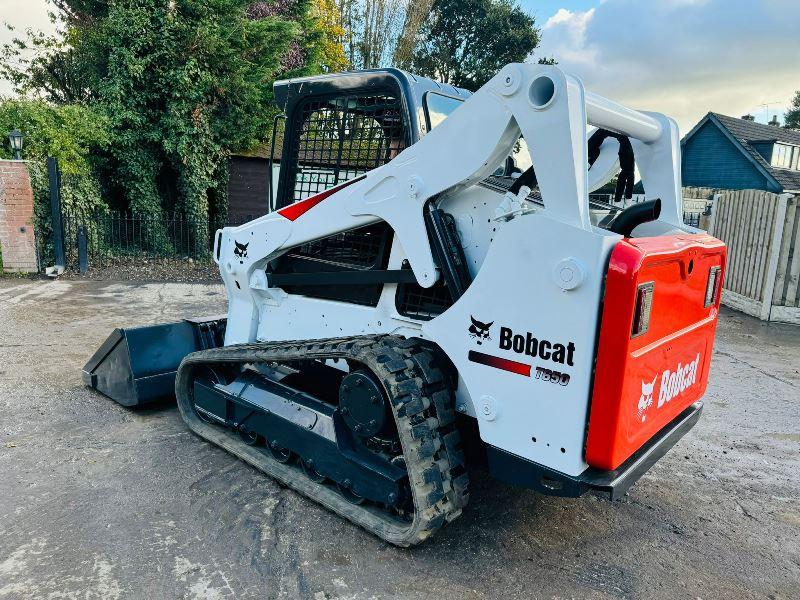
[468,316,493,345]
[637,375,657,422]
[233,241,249,264]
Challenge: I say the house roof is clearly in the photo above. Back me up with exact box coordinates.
[683,112,800,192]
[711,112,800,145]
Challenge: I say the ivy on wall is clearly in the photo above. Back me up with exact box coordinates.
[86,1,303,246]
[2,0,348,253]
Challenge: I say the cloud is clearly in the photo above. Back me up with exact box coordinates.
[542,8,596,65]
[536,0,800,133]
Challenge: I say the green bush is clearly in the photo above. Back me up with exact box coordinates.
[0,99,109,208]
[0,99,110,264]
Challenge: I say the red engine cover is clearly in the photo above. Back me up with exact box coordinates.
[585,234,726,470]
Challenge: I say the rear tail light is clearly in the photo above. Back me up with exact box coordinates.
[705,266,722,307]
[631,281,654,338]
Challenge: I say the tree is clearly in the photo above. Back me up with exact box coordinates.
[336,0,413,69]
[248,0,349,75]
[0,99,108,178]
[310,0,350,73]
[75,1,297,238]
[0,25,96,104]
[393,0,434,67]
[1,0,349,249]
[402,0,541,90]
[785,90,800,130]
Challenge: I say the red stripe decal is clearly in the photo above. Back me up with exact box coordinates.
[277,175,367,221]
[468,350,531,377]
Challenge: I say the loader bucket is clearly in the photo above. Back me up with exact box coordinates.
[82,316,226,407]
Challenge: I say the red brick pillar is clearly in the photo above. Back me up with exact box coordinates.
[0,160,38,273]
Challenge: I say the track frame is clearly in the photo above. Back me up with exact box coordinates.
[175,335,469,547]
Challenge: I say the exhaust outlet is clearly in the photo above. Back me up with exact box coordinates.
[609,199,661,237]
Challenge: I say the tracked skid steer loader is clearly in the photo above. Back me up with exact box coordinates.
[84,65,726,546]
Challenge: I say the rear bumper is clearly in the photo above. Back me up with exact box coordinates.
[487,401,703,499]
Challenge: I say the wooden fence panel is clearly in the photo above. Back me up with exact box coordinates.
[751,192,774,300]
[709,189,785,318]
[732,191,748,295]
[776,196,800,308]
[772,197,796,305]
[740,190,757,297]
[745,191,760,298]
[669,188,799,321]
[729,191,751,296]
[682,186,718,200]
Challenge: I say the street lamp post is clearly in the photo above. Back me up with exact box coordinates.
[8,129,24,160]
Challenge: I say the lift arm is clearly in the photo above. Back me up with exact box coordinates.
[216,64,683,343]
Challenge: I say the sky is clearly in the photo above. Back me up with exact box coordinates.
[528,0,800,132]
[1,0,799,134]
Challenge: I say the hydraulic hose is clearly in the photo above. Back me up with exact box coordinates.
[588,128,635,202]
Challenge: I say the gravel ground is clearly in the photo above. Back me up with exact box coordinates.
[58,258,220,283]
[0,279,798,600]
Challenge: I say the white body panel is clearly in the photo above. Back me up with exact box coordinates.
[213,64,688,477]
[424,214,617,476]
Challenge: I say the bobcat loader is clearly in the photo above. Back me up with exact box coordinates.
[84,64,726,546]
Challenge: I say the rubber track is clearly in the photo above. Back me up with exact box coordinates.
[175,335,469,547]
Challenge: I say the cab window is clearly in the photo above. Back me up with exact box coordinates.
[424,92,464,130]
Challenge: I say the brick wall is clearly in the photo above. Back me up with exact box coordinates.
[0,160,38,273]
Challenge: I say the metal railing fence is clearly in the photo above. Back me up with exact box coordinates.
[57,209,256,272]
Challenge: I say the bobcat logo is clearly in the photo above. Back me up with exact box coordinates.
[233,241,249,264]
[468,316,493,345]
[637,375,657,422]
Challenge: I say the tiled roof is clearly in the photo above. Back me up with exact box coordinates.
[709,113,800,192]
[770,164,800,192]
[711,113,800,145]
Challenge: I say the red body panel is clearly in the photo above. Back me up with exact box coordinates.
[585,234,726,470]
[277,175,366,221]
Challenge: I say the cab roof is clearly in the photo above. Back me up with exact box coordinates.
[273,68,471,111]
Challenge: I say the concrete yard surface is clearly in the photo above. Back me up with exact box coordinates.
[0,279,798,599]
